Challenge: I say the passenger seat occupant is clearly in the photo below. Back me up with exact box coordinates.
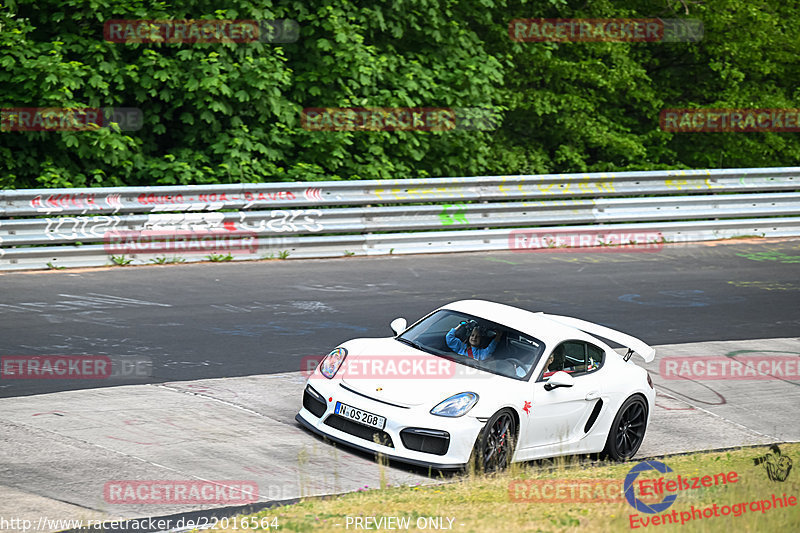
[446,322,502,361]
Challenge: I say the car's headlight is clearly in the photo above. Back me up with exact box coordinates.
[430,392,479,417]
[319,347,348,379]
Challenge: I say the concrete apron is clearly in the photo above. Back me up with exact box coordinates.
[0,338,797,531]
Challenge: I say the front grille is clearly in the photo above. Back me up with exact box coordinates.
[324,415,394,448]
[400,428,450,455]
[303,386,327,418]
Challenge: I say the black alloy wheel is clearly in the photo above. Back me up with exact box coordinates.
[603,395,648,460]
[473,409,516,473]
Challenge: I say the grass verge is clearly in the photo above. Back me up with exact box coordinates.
[211,443,799,532]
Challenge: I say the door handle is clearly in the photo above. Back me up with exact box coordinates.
[585,390,600,401]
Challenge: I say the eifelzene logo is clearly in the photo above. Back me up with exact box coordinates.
[753,445,793,482]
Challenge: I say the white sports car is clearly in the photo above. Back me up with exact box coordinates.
[296,300,655,472]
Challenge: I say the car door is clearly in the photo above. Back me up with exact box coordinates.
[522,340,605,448]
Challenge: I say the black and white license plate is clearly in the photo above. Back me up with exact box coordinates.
[335,401,386,430]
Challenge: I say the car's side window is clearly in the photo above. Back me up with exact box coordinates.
[540,340,605,380]
[585,343,605,374]
[562,341,586,372]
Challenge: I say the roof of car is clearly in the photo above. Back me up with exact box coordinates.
[439,299,600,348]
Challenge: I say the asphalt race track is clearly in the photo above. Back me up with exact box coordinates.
[1,238,799,531]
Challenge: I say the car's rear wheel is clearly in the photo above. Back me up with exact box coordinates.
[471,409,516,473]
[602,395,648,461]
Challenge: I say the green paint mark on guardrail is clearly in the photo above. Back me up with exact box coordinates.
[439,203,468,225]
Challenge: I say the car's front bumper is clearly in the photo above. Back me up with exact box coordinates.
[296,379,485,470]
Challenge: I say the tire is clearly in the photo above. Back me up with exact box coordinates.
[602,395,648,461]
[470,409,516,474]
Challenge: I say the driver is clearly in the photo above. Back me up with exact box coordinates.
[446,321,503,360]
[542,348,567,378]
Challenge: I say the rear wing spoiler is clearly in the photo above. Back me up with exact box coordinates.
[539,313,656,363]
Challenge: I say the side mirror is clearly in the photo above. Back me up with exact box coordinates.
[544,371,575,391]
[390,318,407,335]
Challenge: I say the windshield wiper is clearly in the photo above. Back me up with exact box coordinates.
[396,337,426,352]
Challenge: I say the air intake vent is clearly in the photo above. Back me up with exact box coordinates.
[400,428,450,455]
[303,386,327,418]
[584,399,604,433]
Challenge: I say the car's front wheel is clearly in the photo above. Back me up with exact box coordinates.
[602,395,648,461]
[471,409,516,473]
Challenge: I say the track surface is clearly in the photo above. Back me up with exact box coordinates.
[2,239,800,398]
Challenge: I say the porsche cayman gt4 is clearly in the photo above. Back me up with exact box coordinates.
[296,300,655,472]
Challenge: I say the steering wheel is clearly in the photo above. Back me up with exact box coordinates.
[504,357,525,369]
[489,358,526,377]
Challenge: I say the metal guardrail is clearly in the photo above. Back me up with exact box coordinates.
[1,167,799,270]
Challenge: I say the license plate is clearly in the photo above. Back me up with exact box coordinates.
[335,401,386,430]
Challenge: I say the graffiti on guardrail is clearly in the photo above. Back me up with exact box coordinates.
[665,178,723,191]
[25,188,322,214]
[44,216,122,240]
[136,190,299,205]
[373,186,468,201]
[535,181,616,195]
[36,210,324,240]
[32,193,101,211]
[439,204,468,225]
[142,210,323,233]
[257,209,323,232]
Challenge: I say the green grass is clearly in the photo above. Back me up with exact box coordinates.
[109,255,133,266]
[211,443,800,533]
[206,253,234,262]
[149,256,186,264]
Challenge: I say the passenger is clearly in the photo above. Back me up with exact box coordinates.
[446,321,503,360]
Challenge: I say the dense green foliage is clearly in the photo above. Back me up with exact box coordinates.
[1,0,798,188]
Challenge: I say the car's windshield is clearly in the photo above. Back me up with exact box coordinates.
[397,310,546,380]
